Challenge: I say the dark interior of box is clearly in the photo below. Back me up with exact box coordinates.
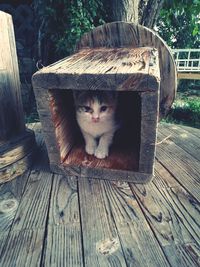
[49,89,141,171]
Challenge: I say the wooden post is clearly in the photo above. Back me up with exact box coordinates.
[0,11,36,184]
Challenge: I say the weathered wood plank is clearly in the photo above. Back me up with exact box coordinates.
[102,180,170,267]
[44,226,83,267]
[177,124,200,139]
[158,123,200,161]
[32,47,160,92]
[139,91,159,173]
[33,88,61,167]
[0,124,42,240]
[78,178,127,267]
[0,170,53,265]
[0,127,53,266]
[11,170,53,231]
[0,171,30,233]
[0,123,47,260]
[130,161,200,266]
[43,174,84,267]
[0,12,36,184]
[0,11,25,139]
[0,229,45,267]
[156,131,200,201]
[1,122,199,267]
[78,178,169,267]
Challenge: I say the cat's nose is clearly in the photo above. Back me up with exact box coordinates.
[92,117,100,123]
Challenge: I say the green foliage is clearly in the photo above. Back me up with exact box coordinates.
[157,0,200,48]
[164,93,200,128]
[36,0,105,63]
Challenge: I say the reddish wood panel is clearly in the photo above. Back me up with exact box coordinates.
[63,144,138,172]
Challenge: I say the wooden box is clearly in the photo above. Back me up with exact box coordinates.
[32,22,176,183]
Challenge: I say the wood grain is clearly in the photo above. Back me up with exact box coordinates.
[156,130,200,202]
[79,178,170,267]
[139,91,159,173]
[103,180,172,267]
[0,11,24,139]
[159,123,200,161]
[0,122,200,267]
[0,172,53,266]
[0,11,36,184]
[78,178,127,267]
[130,161,200,266]
[12,170,53,231]
[178,124,200,139]
[32,47,160,92]
[33,88,60,167]
[0,124,41,236]
[0,229,45,267]
[43,174,83,267]
[0,122,52,265]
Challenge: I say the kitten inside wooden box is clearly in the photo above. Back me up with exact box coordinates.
[73,90,120,159]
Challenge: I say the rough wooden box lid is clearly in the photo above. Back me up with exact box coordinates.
[32,47,160,92]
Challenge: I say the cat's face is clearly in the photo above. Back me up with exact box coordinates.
[73,91,117,123]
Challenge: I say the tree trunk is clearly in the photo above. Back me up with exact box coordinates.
[110,0,164,28]
[139,0,164,28]
[111,0,139,23]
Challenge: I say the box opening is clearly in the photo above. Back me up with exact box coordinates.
[49,89,141,172]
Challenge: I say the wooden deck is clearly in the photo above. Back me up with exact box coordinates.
[0,122,200,267]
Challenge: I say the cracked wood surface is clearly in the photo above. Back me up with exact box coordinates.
[0,122,199,267]
[32,47,160,92]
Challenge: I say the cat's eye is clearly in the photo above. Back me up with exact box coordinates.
[100,106,107,112]
[83,106,92,113]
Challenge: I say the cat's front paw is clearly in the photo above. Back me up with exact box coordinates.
[95,147,108,159]
[85,144,96,155]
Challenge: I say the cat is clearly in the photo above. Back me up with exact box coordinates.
[73,90,119,159]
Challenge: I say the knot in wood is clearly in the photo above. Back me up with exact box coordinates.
[0,199,18,213]
[96,237,119,255]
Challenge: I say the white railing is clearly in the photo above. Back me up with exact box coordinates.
[172,49,200,72]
